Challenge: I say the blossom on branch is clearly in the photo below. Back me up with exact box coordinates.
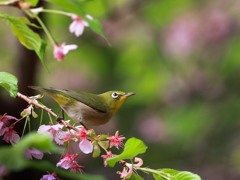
[107,131,125,149]
[0,114,18,130]
[1,127,20,144]
[117,157,143,180]
[118,163,133,180]
[40,172,57,180]
[69,14,89,37]
[75,127,93,154]
[38,124,69,145]
[25,148,44,160]
[56,153,83,172]
[101,151,115,167]
[53,43,78,61]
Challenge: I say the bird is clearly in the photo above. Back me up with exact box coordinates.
[29,86,135,127]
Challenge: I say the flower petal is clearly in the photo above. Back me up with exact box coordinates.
[62,44,78,55]
[79,139,93,154]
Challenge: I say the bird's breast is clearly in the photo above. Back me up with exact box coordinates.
[62,101,111,126]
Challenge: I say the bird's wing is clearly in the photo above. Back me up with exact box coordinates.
[56,89,108,113]
[29,86,108,113]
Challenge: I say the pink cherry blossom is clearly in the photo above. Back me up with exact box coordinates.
[69,14,89,37]
[2,127,20,144]
[56,153,83,172]
[79,138,93,154]
[53,43,78,61]
[76,127,93,154]
[57,153,77,170]
[38,124,69,145]
[117,157,143,179]
[0,114,18,130]
[25,148,44,160]
[69,162,83,173]
[101,151,114,167]
[40,172,57,180]
[107,131,125,149]
[118,163,133,180]
[133,157,143,167]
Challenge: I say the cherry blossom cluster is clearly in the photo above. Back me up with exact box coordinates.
[37,121,126,172]
[36,121,144,180]
[0,107,137,180]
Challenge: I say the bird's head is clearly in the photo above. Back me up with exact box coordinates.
[99,91,135,115]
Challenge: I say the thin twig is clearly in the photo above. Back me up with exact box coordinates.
[58,119,80,132]
[17,92,81,132]
[17,92,58,118]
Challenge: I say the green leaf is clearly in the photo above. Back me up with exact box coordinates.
[98,140,109,150]
[107,137,148,167]
[172,171,202,180]
[129,173,144,180]
[92,144,101,158]
[0,13,46,64]
[0,132,62,171]
[22,0,39,6]
[153,169,201,180]
[47,0,109,43]
[161,168,180,177]
[85,15,110,44]
[47,0,85,16]
[0,72,18,97]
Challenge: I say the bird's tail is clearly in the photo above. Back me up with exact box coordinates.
[29,86,60,94]
[28,86,71,106]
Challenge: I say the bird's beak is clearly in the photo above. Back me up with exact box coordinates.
[124,92,135,97]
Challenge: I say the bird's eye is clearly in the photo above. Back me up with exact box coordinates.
[112,92,119,99]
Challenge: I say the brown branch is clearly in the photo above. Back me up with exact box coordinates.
[17,92,58,118]
[17,92,82,132]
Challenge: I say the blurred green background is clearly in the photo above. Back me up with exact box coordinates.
[2,0,240,179]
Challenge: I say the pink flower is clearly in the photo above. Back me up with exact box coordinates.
[69,14,89,37]
[38,124,69,145]
[133,157,143,167]
[107,131,125,149]
[56,153,83,172]
[53,43,78,61]
[164,15,199,58]
[2,127,20,144]
[0,166,8,176]
[25,148,44,160]
[40,172,57,180]
[57,153,77,170]
[101,151,114,167]
[79,138,93,154]
[76,127,93,154]
[118,163,133,180]
[0,114,18,130]
[69,162,83,173]
[117,157,143,180]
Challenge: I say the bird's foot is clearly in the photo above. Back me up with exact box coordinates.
[56,116,64,123]
[80,122,88,130]
[56,109,65,123]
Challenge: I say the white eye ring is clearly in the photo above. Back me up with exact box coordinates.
[112,92,119,99]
